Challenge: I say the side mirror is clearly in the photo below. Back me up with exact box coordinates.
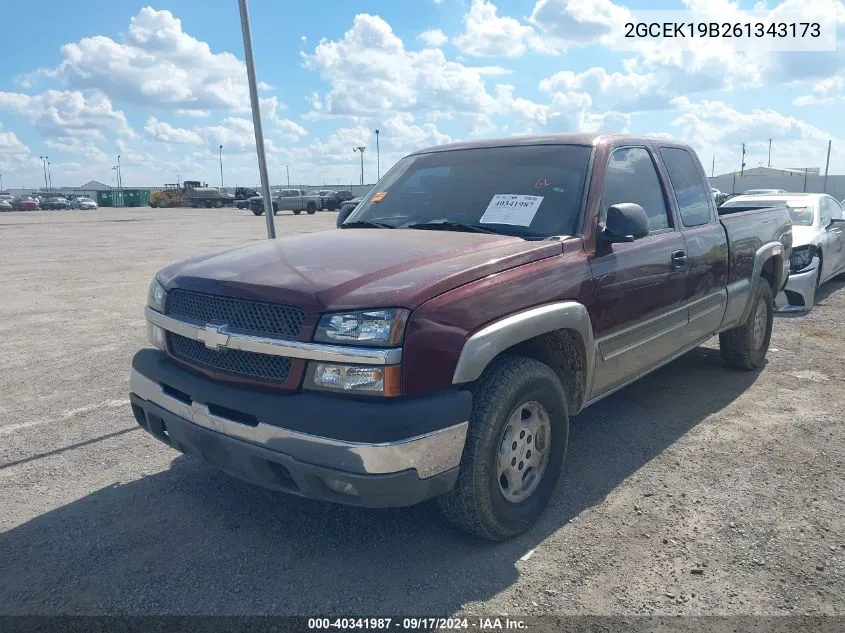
[336,204,355,228]
[828,218,845,228]
[600,203,650,243]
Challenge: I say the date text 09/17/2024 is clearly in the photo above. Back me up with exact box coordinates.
[307,617,528,630]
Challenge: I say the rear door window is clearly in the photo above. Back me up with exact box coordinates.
[659,148,713,227]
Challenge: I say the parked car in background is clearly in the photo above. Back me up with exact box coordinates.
[12,196,39,211]
[132,134,792,539]
[0,199,13,211]
[743,188,787,195]
[71,197,99,210]
[43,196,71,210]
[234,187,260,209]
[336,189,374,223]
[711,188,722,199]
[336,190,354,203]
[720,192,845,311]
[0,192,13,204]
[316,190,341,211]
[249,189,322,216]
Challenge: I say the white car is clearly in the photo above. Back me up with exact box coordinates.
[71,197,99,210]
[721,193,845,311]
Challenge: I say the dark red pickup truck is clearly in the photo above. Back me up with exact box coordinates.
[131,134,792,539]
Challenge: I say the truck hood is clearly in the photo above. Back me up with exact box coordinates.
[158,229,564,312]
[790,225,821,248]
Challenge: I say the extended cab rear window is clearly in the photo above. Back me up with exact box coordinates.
[349,144,593,238]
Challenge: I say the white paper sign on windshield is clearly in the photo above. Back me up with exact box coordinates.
[479,194,544,227]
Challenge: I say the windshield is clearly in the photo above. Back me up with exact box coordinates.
[347,144,593,238]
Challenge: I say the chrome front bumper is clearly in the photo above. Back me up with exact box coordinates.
[777,257,819,313]
[130,369,468,479]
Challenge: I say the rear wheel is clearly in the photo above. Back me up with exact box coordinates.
[306,201,317,215]
[252,207,264,216]
[719,278,773,370]
[437,355,569,540]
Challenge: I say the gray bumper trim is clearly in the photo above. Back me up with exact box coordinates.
[130,369,467,479]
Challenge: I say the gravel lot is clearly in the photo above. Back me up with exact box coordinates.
[1,207,843,618]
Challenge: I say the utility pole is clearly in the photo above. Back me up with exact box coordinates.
[0,173,3,190]
[375,129,380,180]
[116,154,123,207]
[803,167,809,193]
[353,146,366,185]
[219,145,224,190]
[768,139,772,168]
[39,156,49,192]
[823,140,832,193]
[711,155,715,178]
[238,0,276,239]
[286,165,290,188]
[740,143,746,177]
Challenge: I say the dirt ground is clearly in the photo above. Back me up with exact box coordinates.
[0,207,843,620]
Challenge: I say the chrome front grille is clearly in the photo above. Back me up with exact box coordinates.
[165,290,302,382]
[169,333,292,382]
[167,290,304,339]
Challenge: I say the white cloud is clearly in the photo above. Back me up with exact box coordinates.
[144,117,204,145]
[453,0,553,58]
[44,137,111,163]
[175,109,211,118]
[529,0,632,51]
[0,89,134,140]
[668,97,840,172]
[0,125,30,156]
[303,14,502,119]
[21,7,263,112]
[419,29,449,47]
[275,118,308,142]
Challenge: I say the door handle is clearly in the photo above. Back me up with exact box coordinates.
[671,250,687,268]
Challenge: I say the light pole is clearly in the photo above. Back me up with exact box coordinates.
[116,154,123,207]
[47,161,53,192]
[375,129,380,180]
[0,173,3,190]
[238,0,276,239]
[286,165,290,188]
[219,145,224,189]
[39,156,49,192]
[353,146,366,185]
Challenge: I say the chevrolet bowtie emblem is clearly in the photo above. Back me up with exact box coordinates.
[197,323,230,351]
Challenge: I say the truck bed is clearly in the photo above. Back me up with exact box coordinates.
[719,204,793,287]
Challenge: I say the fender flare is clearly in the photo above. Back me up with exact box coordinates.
[742,241,786,323]
[451,301,596,401]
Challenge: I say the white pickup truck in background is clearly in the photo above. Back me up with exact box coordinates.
[248,189,323,216]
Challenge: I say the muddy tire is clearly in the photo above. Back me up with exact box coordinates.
[720,278,773,370]
[437,355,569,540]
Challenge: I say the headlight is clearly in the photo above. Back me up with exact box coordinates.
[147,277,167,313]
[306,363,401,396]
[789,245,816,272]
[313,309,408,346]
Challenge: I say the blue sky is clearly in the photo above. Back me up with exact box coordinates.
[1,0,844,190]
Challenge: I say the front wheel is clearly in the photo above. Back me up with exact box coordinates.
[437,355,569,540]
[719,278,773,370]
[306,202,317,215]
[252,207,264,216]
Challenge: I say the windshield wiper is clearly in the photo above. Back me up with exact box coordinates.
[340,220,395,229]
[406,221,499,234]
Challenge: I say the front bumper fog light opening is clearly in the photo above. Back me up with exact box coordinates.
[147,322,166,350]
[321,477,359,497]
